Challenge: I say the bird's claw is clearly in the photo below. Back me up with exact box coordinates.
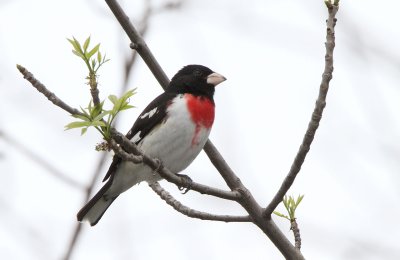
[176,173,193,194]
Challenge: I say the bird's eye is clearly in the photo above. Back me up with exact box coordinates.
[193,69,202,77]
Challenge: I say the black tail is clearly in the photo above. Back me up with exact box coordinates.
[77,180,118,226]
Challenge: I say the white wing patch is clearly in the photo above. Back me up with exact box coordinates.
[140,107,157,119]
[131,131,141,143]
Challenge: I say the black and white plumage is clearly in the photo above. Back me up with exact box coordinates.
[77,65,226,226]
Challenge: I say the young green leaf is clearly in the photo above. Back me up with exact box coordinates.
[119,104,135,111]
[90,101,104,118]
[91,59,97,70]
[72,37,84,54]
[88,121,106,127]
[111,101,123,115]
[87,43,100,59]
[296,195,304,207]
[87,100,93,115]
[273,211,289,220]
[93,110,111,122]
[72,114,90,121]
[108,95,118,105]
[81,127,88,135]
[79,106,90,117]
[67,38,80,53]
[97,51,102,64]
[83,36,91,53]
[65,121,93,130]
[72,50,85,59]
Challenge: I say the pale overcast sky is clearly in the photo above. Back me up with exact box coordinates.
[1,0,400,259]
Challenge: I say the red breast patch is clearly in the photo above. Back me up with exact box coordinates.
[186,94,215,129]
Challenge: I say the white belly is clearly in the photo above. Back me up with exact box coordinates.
[107,95,211,197]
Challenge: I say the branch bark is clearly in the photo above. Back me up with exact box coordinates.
[101,0,252,200]
[16,1,340,259]
[105,0,170,89]
[17,64,301,257]
[149,182,251,222]
[264,2,339,217]
[102,1,309,259]
[16,65,240,202]
[291,219,301,250]
[16,65,82,116]
[110,131,241,201]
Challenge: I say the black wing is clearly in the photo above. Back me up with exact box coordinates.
[102,92,177,182]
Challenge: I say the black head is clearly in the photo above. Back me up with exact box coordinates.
[167,65,226,100]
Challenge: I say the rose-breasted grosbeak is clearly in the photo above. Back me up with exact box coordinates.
[77,65,226,226]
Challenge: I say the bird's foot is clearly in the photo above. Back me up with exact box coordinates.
[176,173,193,194]
[152,158,163,176]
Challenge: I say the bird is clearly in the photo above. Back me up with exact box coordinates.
[77,64,226,226]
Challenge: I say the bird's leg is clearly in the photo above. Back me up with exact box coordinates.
[175,173,193,194]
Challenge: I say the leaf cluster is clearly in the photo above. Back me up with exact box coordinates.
[67,36,110,75]
[273,195,304,221]
[65,89,136,140]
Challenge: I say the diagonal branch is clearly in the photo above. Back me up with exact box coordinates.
[104,0,242,198]
[16,65,240,202]
[102,1,307,259]
[105,0,169,89]
[110,132,241,201]
[291,219,301,250]
[16,65,82,116]
[122,0,183,89]
[264,2,339,217]
[149,182,251,222]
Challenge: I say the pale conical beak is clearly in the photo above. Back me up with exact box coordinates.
[207,72,227,86]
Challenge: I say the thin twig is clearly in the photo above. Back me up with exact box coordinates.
[149,182,251,222]
[16,65,240,202]
[108,139,143,163]
[103,0,244,194]
[203,141,244,191]
[121,0,183,89]
[90,86,101,107]
[16,65,83,116]
[110,131,241,201]
[105,0,170,89]
[290,219,301,250]
[122,0,150,86]
[104,0,244,201]
[15,65,107,260]
[264,2,339,217]
[103,1,307,259]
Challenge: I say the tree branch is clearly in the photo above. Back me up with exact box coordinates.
[263,1,339,217]
[104,0,246,207]
[149,182,251,222]
[110,131,241,201]
[103,1,307,259]
[16,1,340,259]
[16,65,83,116]
[105,0,170,89]
[122,0,183,89]
[16,66,240,202]
[291,219,301,250]
[103,0,244,194]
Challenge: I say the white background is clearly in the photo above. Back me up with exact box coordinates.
[1,0,400,259]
